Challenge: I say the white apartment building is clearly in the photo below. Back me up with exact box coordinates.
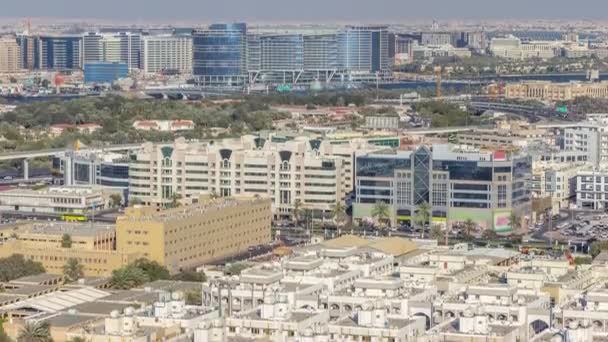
[531,162,586,213]
[141,35,192,74]
[490,35,561,60]
[0,186,105,215]
[575,168,608,210]
[129,136,375,219]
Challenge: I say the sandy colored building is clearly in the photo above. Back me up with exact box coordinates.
[0,37,21,73]
[505,81,608,101]
[0,222,140,277]
[116,196,272,274]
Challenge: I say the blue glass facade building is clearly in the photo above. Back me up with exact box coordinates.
[84,62,129,84]
[192,23,247,85]
[39,35,82,71]
[338,26,391,77]
[354,145,532,232]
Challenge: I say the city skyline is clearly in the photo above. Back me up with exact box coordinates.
[1,0,607,22]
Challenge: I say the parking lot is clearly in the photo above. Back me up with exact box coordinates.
[543,212,608,247]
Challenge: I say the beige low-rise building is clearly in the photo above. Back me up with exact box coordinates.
[505,81,608,101]
[116,196,272,274]
[0,222,140,277]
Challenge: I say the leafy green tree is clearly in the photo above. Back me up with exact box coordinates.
[172,270,206,282]
[109,194,122,208]
[61,233,72,248]
[185,289,202,305]
[430,224,444,242]
[132,258,170,281]
[509,213,521,232]
[110,266,150,289]
[0,255,45,282]
[224,263,248,276]
[591,241,608,258]
[414,202,431,238]
[371,201,391,227]
[169,193,182,208]
[130,197,143,206]
[574,257,592,265]
[17,321,51,342]
[63,258,84,281]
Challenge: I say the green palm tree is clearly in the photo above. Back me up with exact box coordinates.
[331,202,347,226]
[61,233,72,248]
[63,258,84,282]
[17,321,51,342]
[293,199,303,223]
[509,212,521,232]
[170,193,182,208]
[371,201,390,228]
[414,201,431,238]
[463,218,476,238]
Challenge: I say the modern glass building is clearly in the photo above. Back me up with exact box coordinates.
[54,151,130,199]
[39,35,82,71]
[192,23,247,85]
[84,62,129,84]
[303,34,339,81]
[354,145,532,232]
[260,34,304,71]
[338,26,391,80]
[82,32,141,70]
[17,35,40,70]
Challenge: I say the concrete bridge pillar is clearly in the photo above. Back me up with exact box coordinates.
[23,159,29,180]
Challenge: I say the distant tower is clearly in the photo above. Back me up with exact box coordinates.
[431,20,440,31]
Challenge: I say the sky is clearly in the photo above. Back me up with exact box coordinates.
[1,0,606,22]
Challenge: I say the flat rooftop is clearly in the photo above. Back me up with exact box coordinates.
[120,197,267,223]
[4,222,115,237]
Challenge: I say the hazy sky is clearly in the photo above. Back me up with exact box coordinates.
[1,0,605,22]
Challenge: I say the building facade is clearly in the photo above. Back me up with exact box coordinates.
[0,37,22,73]
[128,136,375,219]
[354,145,532,232]
[82,32,142,70]
[115,196,271,273]
[84,62,129,83]
[0,186,106,215]
[141,36,192,74]
[505,81,608,101]
[192,23,248,85]
[39,35,82,71]
[338,26,391,80]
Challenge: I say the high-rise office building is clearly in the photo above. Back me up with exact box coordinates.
[192,23,247,85]
[18,35,40,70]
[338,26,391,79]
[303,34,339,71]
[117,32,141,70]
[82,32,141,70]
[0,37,22,73]
[260,34,304,72]
[354,145,532,232]
[141,35,192,74]
[39,35,82,71]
